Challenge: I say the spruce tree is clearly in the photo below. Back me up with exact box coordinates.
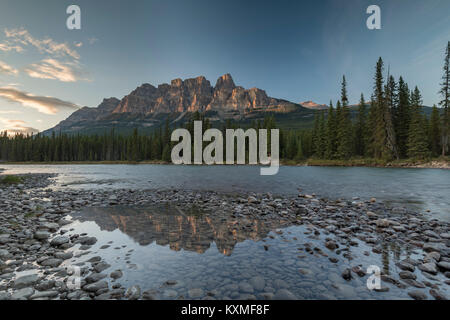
[324,101,336,159]
[439,41,450,156]
[429,105,441,156]
[336,76,353,159]
[407,87,429,159]
[355,93,367,156]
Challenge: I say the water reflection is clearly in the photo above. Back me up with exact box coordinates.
[71,205,293,256]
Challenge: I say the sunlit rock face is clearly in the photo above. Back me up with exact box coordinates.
[71,205,292,256]
[111,73,292,116]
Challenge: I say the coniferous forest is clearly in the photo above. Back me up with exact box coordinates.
[1,43,449,164]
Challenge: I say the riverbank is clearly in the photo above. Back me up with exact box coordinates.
[285,158,450,169]
[0,174,449,300]
[1,157,449,169]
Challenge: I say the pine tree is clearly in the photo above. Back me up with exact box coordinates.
[336,77,353,159]
[324,101,336,159]
[372,58,397,160]
[407,87,429,159]
[355,93,367,156]
[395,77,411,158]
[439,41,450,156]
[429,105,441,156]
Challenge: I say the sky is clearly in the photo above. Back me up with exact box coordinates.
[0,0,449,133]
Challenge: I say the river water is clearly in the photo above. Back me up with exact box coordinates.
[3,164,449,300]
[2,164,449,221]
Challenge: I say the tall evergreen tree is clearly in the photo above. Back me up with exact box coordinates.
[429,105,441,156]
[407,87,429,159]
[324,101,336,159]
[354,93,367,156]
[439,41,450,156]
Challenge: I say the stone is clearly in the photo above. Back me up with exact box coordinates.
[85,273,107,283]
[11,287,34,300]
[325,240,338,250]
[50,236,70,246]
[110,270,123,280]
[93,262,111,273]
[437,261,450,271]
[342,268,352,281]
[429,289,447,300]
[418,262,438,275]
[30,290,59,299]
[408,290,428,300]
[399,271,416,280]
[34,231,50,240]
[14,274,40,289]
[40,258,63,267]
[273,289,297,300]
[125,285,141,300]
[83,281,108,292]
[188,288,204,299]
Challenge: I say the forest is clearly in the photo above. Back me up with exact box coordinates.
[1,43,449,164]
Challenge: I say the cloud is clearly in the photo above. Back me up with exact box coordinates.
[0,87,79,115]
[0,117,39,135]
[0,110,22,115]
[0,42,24,53]
[0,61,19,75]
[4,28,80,60]
[24,58,89,82]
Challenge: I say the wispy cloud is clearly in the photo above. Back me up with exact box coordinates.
[0,110,22,115]
[0,60,19,75]
[4,28,80,60]
[0,87,79,115]
[0,117,38,135]
[0,42,24,53]
[24,58,89,82]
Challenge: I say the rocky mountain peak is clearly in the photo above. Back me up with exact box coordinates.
[215,73,236,91]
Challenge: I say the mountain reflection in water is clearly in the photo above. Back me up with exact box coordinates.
[71,205,293,256]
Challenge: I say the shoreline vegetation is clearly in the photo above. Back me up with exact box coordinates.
[1,157,449,169]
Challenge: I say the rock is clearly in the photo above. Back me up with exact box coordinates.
[50,236,70,246]
[83,281,108,293]
[325,240,338,250]
[188,288,204,299]
[14,274,40,289]
[0,292,11,300]
[77,236,97,246]
[11,287,35,300]
[375,219,392,228]
[423,242,445,253]
[408,290,428,300]
[424,252,440,263]
[342,268,352,281]
[93,262,111,273]
[418,262,438,275]
[239,282,254,293]
[110,270,123,280]
[274,289,297,300]
[34,231,50,240]
[0,249,9,258]
[397,261,415,272]
[85,273,107,283]
[429,289,447,300]
[54,251,73,260]
[399,271,416,280]
[30,290,59,299]
[40,258,63,267]
[437,261,450,271]
[249,276,265,291]
[125,285,141,300]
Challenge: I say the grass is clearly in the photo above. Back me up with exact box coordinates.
[0,175,23,184]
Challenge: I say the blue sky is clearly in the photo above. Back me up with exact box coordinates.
[0,0,449,133]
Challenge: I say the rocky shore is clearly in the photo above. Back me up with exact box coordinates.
[0,173,449,300]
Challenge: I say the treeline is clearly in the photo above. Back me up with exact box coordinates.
[281,45,450,161]
[1,43,449,163]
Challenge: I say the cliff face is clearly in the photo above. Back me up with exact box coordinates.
[44,73,304,134]
[48,98,120,132]
[112,73,289,115]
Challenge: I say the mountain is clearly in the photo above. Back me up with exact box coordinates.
[300,101,328,110]
[45,74,308,134]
